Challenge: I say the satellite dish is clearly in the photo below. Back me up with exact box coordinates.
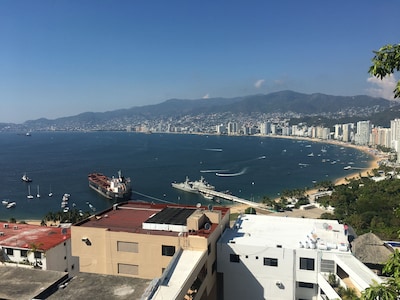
[204,223,211,230]
[196,203,201,208]
[61,228,67,235]
[323,223,329,230]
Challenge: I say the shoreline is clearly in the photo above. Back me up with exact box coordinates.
[227,136,383,216]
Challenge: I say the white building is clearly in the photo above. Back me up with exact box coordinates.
[0,222,79,277]
[334,124,342,140]
[216,124,226,135]
[260,122,271,136]
[227,122,238,135]
[354,121,371,146]
[390,118,400,151]
[217,215,381,300]
[342,123,354,143]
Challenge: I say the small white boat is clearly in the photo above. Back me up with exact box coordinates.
[48,185,53,197]
[6,202,16,209]
[21,173,32,182]
[36,185,41,198]
[27,185,34,199]
[344,166,352,170]
[307,152,314,157]
[2,200,9,205]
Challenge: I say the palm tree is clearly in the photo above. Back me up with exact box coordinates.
[337,286,359,300]
[361,280,397,300]
[28,242,44,268]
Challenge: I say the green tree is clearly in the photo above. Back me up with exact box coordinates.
[383,249,400,279]
[245,207,256,214]
[361,280,397,300]
[28,242,44,268]
[369,43,400,98]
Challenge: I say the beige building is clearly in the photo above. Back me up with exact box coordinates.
[71,202,230,300]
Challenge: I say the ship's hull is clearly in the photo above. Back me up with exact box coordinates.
[88,173,132,200]
[171,182,198,193]
[171,176,215,194]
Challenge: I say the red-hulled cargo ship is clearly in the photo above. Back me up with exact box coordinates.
[88,170,132,200]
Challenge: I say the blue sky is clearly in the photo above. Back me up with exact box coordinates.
[1,1,399,123]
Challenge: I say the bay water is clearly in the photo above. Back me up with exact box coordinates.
[0,132,371,221]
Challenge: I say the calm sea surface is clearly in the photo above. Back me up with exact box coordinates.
[0,132,372,220]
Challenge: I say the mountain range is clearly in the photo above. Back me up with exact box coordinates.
[2,90,399,130]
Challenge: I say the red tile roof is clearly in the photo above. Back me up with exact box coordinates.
[0,223,70,251]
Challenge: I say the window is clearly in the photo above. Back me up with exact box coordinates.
[263,257,278,267]
[161,245,175,257]
[118,263,138,275]
[298,282,314,289]
[34,251,41,259]
[117,241,139,253]
[230,254,240,263]
[6,248,13,256]
[321,259,335,273]
[300,257,315,270]
[20,250,28,257]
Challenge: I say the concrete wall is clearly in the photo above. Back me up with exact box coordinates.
[72,226,185,279]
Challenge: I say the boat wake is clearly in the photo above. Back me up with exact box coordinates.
[200,169,229,173]
[204,148,223,152]
[216,168,248,177]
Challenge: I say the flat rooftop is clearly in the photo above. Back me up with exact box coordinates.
[222,214,350,252]
[0,222,70,251]
[48,272,152,300]
[0,266,67,300]
[76,201,229,237]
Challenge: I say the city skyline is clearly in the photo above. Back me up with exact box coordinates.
[1,0,398,123]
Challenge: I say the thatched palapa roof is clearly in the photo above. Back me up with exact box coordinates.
[351,232,393,265]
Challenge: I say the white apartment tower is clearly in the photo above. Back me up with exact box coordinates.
[390,119,400,151]
[260,122,271,136]
[227,122,238,135]
[354,121,371,146]
[216,124,226,135]
[217,215,382,300]
[342,123,354,143]
[334,124,342,140]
